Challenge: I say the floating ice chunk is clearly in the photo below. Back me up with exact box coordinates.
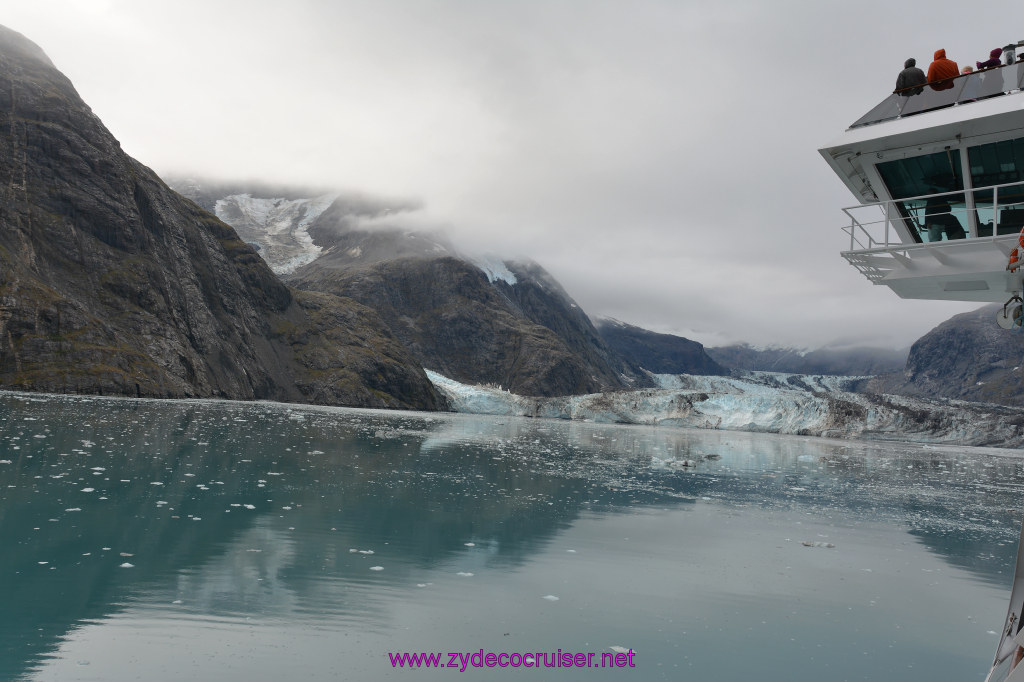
[456,572,474,577]
[0,460,10,465]
[243,504,255,510]
[150,482,164,486]
[567,549,577,553]
[369,566,384,571]
[464,542,476,547]
[542,595,559,601]
[64,508,81,512]
[359,550,374,555]
[81,488,94,492]
[119,562,134,568]
[172,600,183,605]
[38,561,48,565]
[609,646,633,654]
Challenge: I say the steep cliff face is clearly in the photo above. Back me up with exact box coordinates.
[279,201,645,396]
[867,304,1024,406]
[0,26,440,409]
[595,318,726,376]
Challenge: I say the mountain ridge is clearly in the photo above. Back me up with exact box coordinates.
[0,25,442,410]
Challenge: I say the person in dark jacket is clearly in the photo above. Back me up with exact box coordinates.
[977,48,1003,70]
[895,58,927,95]
[927,49,959,90]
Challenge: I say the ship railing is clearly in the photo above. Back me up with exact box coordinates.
[850,61,1024,129]
[841,179,1024,252]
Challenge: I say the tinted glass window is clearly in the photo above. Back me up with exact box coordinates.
[968,137,1024,186]
[877,151,965,243]
[967,137,1024,236]
[877,149,964,199]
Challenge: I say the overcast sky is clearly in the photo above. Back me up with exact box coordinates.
[5,0,1009,348]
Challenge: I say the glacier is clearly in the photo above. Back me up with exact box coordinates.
[467,255,518,285]
[214,193,337,274]
[425,369,1024,448]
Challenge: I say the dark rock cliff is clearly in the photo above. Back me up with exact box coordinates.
[283,202,646,396]
[0,26,441,409]
[595,318,726,376]
[867,304,1024,406]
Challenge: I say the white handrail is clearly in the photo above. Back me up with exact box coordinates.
[839,179,1024,250]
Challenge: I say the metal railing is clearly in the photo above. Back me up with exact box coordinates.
[841,179,1024,252]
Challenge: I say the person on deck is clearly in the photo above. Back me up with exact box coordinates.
[977,48,1004,70]
[895,57,927,95]
[925,196,966,242]
[927,49,959,90]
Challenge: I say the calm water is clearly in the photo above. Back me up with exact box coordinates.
[1,392,1023,681]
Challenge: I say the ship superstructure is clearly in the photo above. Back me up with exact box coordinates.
[819,60,1024,307]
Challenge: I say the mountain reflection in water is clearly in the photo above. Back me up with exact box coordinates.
[0,392,1021,681]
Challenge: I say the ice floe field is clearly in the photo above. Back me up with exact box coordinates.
[0,390,1021,680]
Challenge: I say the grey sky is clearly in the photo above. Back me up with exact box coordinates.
[4,0,1004,348]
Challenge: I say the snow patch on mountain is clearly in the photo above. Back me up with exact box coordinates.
[469,255,517,285]
[214,193,337,273]
[426,370,1024,448]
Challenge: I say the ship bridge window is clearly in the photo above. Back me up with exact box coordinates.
[967,137,1024,236]
[876,150,965,243]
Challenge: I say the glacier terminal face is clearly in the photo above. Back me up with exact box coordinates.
[214,193,337,274]
[426,370,1024,448]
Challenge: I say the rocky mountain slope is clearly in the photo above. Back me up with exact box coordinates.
[706,343,908,376]
[594,318,725,376]
[0,26,441,409]
[866,304,1024,406]
[177,183,652,397]
[287,201,646,396]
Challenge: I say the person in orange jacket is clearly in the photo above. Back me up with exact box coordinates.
[927,48,959,90]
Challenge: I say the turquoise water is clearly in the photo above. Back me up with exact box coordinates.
[0,392,1022,681]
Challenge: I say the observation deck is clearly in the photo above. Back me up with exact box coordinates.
[820,61,1024,301]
